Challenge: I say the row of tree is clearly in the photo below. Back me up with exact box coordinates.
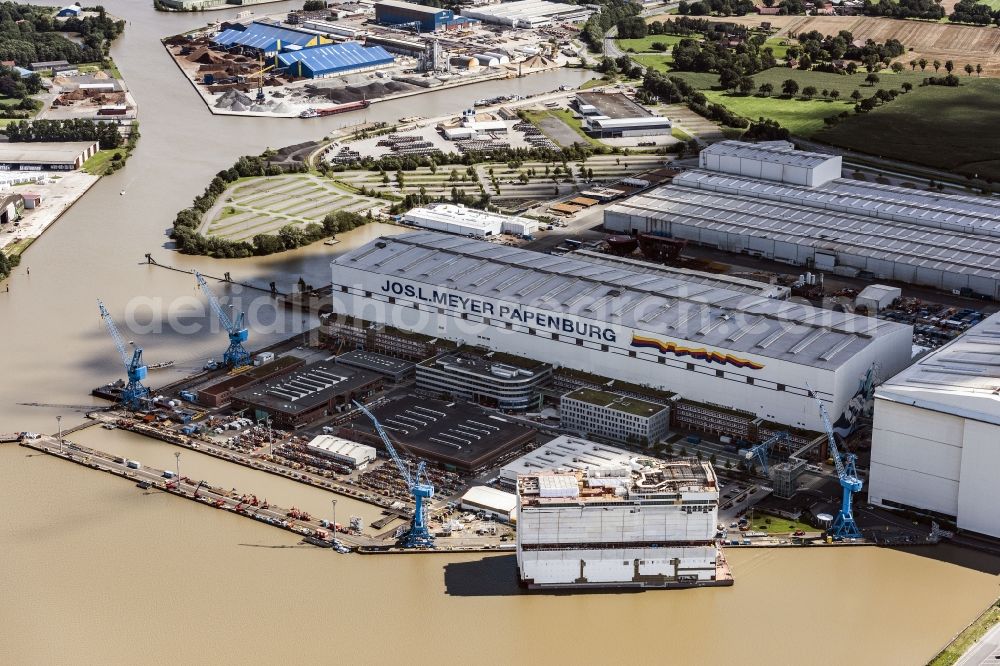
[671,33,778,77]
[862,0,944,20]
[4,118,123,148]
[676,0,757,16]
[949,0,1000,25]
[581,0,641,52]
[0,248,19,281]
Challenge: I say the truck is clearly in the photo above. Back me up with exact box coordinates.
[686,434,701,444]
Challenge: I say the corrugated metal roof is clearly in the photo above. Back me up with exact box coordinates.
[213,22,317,50]
[277,42,393,73]
[701,140,836,168]
[611,176,1000,279]
[333,231,909,370]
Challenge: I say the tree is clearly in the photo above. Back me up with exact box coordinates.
[801,85,817,99]
[945,60,954,73]
[964,63,974,76]
[737,76,755,95]
[850,89,862,101]
[890,62,904,74]
[976,63,983,77]
[918,58,928,70]
[908,59,916,70]
[829,89,840,100]
[758,82,774,97]
[709,453,717,466]
[781,78,799,97]
[865,73,880,86]
[901,81,913,93]
[302,0,326,9]
[933,59,941,72]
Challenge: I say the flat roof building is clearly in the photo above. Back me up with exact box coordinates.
[516,458,726,589]
[331,232,913,433]
[417,350,552,412]
[231,361,381,428]
[213,21,331,56]
[868,312,1000,539]
[402,204,537,238]
[336,349,415,382]
[375,0,455,32]
[460,485,517,521]
[561,387,671,446]
[0,141,99,171]
[460,0,593,28]
[585,115,671,138]
[342,395,536,471]
[698,140,842,188]
[501,435,643,485]
[194,355,305,408]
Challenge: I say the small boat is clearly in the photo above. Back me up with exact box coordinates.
[324,238,340,246]
[147,360,175,370]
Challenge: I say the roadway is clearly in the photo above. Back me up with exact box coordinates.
[954,618,1000,666]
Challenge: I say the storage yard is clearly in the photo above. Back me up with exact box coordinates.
[164,1,582,118]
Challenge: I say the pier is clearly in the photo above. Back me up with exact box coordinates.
[20,434,378,550]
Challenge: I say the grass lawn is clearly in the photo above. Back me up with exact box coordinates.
[524,109,604,148]
[634,54,673,72]
[763,36,793,59]
[704,90,851,136]
[746,512,815,535]
[579,76,609,90]
[3,236,34,257]
[81,149,122,175]
[616,33,699,53]
[817,78,1000,181]
[672,126,693,141]
[929,603,1000,666]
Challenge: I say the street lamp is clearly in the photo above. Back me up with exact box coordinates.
[56,415,62,452]
[331,499,338,544]
[175,451,181,486]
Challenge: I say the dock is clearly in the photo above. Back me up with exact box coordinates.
[19,434,380,550]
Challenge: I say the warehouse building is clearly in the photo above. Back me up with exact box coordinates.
[460,485,517,522]
[584,115,671,139]
[374,0,457,32]
[402,204,536,238]
[231,361,381,428]
[460,0,593,28]
[193,356,305,408]
[516,459,726,589]
[305,434,377,469]
[212,21,331,56]
[868,311,1000,539]
[277,42,394,78]
[606,141,1000,299]
[416,350,552,412]
[335,349,415,382]
[0,141,99,171]
[561,387,671,445]
[331,232,913,433]
[341,395,536,472]
[363,34,425,56]
[698,140,842,187]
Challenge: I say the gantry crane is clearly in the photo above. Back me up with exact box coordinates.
[809,388,863,539]
[353,400,435,548]
[743,431,789,477]
[252,54,275,104]
[194,271,250,369]
[97,299,150,410]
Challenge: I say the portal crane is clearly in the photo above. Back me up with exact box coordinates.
[353,400,435,548]
[194,271,250,369]
[97,299,150,410]
[809,388,863,539]
[251,54,275,104]
[743,431,789,477]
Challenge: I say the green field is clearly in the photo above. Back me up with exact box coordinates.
[763,36,793,59]
[616,33,699,53]
[633,54,673,72]
[704,91,850,136]
[929,603,1000,666]
[671,67,928,99]
[817,78,1000,181]
[82,149,121,175]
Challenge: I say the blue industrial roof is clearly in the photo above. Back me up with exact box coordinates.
[213,21,318,51]
[277,42,394,75]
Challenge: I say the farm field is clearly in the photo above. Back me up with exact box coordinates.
[634,54,674,72]
[200,173,383,242]
[817,78,1000,181]
[703,91,851,136]
[650,15,1000,76]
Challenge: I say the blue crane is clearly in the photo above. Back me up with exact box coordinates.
[97,299,150,410]
[810,389,863,539]
[743,431,789,476]
[353,400,435,548]
[194,272,250,369]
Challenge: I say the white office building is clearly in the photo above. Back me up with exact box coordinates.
[402,204,536,238]
[305,434,378,468]
[868,312,1000,539]
[560,387,671,445]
